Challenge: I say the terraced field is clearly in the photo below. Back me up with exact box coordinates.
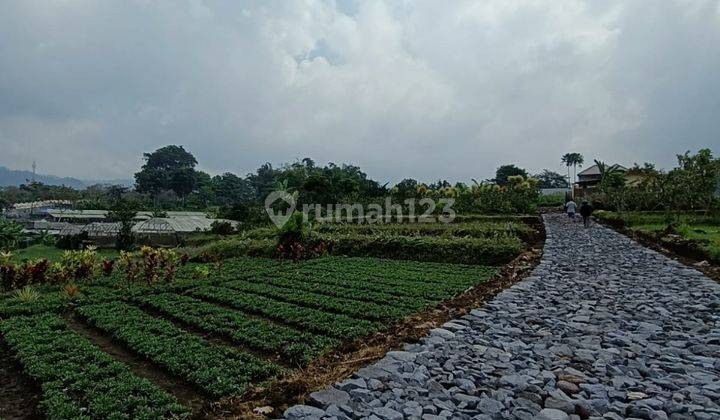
[0,216,541,418]
[0,256,500,418]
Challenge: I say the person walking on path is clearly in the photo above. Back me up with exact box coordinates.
[564,199,577,220]
[580,200,594,227]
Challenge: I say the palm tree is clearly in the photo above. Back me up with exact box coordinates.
[561,153,585,184]
[561,153,573,187]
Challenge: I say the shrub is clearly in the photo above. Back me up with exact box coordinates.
[210,220,236,235]
[117,246,181,285]
[15,285,39,302]
[0,217,25,250]
[101,259,115,276]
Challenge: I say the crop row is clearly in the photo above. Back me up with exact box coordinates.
[0,314,187,419]
[315,221,533,239]
[191,257,496,292]
[290,263,492,289]
[273,269,480,300]
[224,273,427,309]
[301,256,498,284]
[188,285,380,339]
[265,258,485,289]
[220,279,411,321]
[76,301,282,398]
[203,258,485,301]
[136,293,339,365]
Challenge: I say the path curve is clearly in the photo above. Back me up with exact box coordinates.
[285,214,720,420]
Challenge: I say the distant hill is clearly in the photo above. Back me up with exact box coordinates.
[0,166,132,189]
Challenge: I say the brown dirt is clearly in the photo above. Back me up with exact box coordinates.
[595,218,720,283]
[63,313,208,417]
[207,222,546,419]
[0,343,42,420]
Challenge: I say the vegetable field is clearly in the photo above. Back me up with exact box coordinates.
[191,215,540,265]
[0,255,500,418]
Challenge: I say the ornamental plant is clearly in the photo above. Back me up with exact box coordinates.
[118,247,181,285]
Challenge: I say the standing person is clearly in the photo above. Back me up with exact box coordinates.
[580,200,594,228]
[565,199,577,220]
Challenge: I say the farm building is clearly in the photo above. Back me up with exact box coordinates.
[47,210,209,223]
[4,200,73,219]
[56,215,237,248]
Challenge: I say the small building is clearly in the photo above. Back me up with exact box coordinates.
[576,164,628,189]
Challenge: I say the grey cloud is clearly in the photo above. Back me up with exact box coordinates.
[0,0,717,183]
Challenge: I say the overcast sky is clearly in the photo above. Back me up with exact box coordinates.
[0,0,718,184]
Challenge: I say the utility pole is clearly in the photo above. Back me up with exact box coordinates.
[30,161,37,217]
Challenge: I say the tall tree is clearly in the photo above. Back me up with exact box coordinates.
[494,165,528,186]
[135,145,198,200]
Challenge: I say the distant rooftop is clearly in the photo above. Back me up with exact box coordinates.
[577,164,628,177]
[47,210,209,220]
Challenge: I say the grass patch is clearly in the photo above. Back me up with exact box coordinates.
[595,210,720,263]
[10,244,119,263]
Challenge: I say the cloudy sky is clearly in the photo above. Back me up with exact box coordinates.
[1,0,718,184]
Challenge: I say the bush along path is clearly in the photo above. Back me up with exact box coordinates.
[284,214,720,420]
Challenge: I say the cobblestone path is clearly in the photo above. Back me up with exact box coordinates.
[285,214,720,420]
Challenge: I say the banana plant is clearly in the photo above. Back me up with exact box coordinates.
[0,218,24,250]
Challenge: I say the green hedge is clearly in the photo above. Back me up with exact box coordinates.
[315,221,534,241]
[312,233,524,265]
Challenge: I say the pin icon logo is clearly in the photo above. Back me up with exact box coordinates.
[265,191,297,228]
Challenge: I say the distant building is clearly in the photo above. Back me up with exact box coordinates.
[576,164,628,189]
[4,200,73,219]
[52,211,236,248]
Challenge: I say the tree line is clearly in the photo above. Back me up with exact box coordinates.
[2,144,565,219]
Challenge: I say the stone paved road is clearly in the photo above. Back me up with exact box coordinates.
[284,214,720,420]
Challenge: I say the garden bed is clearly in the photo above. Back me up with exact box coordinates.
[0,215,545,418]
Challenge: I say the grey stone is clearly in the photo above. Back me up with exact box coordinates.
[372,407,403,420]
[284,405,326,419]
[309,387,350,409]
[476,397,504,414]
[537,408,570,420]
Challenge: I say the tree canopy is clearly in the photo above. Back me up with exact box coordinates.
[494,165,528,186]
[135,145,198,198]
[535,170,569,189]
